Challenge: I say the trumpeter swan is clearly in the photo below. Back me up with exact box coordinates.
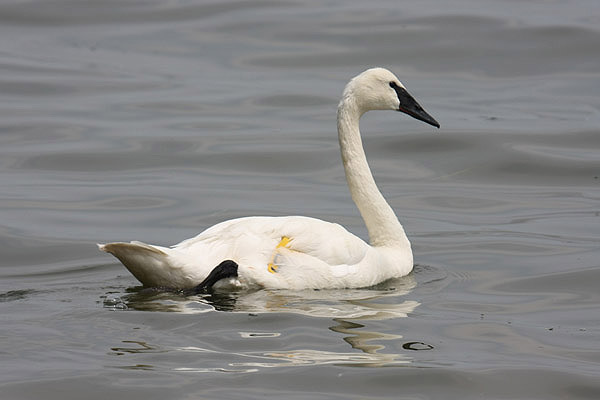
[99,68,439,292]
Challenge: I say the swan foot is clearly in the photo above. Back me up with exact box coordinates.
[184,260,238,295]
[267,236,291,274]
[267,263,278,273]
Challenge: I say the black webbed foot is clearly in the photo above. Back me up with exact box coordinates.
[184,260,238,295]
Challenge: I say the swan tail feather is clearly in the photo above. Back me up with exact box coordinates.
[98,242,183,287]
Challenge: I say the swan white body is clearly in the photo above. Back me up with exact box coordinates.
[99,68,439,291]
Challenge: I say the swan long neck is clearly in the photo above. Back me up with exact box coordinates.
[337,95,410,249]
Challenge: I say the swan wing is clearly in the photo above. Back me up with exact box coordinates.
[101,216,373,290]
[174,216,368,265]
[172,216,372,289]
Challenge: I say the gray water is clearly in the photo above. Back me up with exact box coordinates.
[1,0,599,398]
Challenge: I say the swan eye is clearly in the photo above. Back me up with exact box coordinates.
[389,81,398,89]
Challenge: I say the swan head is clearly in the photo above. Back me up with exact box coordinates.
[344,68,440,128]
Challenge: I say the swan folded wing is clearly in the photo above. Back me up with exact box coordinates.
[281,220,369,267]
[251,218,371,288]
[265,243,370,290]
[173,216,369,267]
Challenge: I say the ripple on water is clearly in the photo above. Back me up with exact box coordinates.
[0,289,39,302]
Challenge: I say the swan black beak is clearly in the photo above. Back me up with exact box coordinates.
[391,82,440,128]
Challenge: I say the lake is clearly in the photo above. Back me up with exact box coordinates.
[1,0,599,399]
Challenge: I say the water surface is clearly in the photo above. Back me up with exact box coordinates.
[1,0,599,399]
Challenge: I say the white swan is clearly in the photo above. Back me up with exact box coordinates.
[99,68,439,292]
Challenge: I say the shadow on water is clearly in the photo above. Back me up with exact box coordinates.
[101,265,445,370]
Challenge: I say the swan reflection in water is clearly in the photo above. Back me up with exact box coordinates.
[107,273,421,369]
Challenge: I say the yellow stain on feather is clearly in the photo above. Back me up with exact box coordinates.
[268,236,291,273]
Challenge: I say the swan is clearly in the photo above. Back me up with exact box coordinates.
[99,68,439,292]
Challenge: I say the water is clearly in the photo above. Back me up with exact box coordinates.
[1,0,599,398]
